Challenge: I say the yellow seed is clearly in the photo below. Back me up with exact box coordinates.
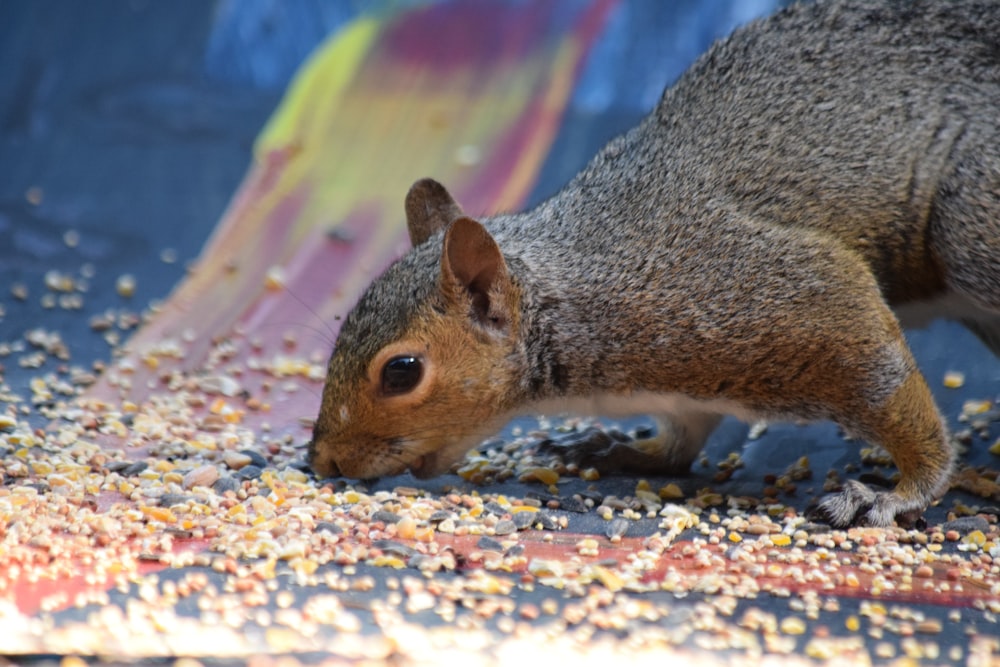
[142,506,177,523]
[989,438,1000,456]
[579,467,600,481]
[281,469,309,485]
[456,459,487,481]
[371,555,406,569]
[963,530,986,547]
[943,371,965,388]
[771,534,792,547]
[115,274,136,298]
[963,399,992,415]
[163,472,183,485]
[31,461,54,475]
[518,467,559,485]
[861,602,886,617]
[845,615,860,632]
[780,616,807,635]
[658,483,684,499]
[47,474,71,487]
[592,566,624,592]
[728,532,742,543]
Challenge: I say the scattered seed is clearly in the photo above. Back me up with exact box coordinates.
[115,274,136,298]
[943,371,965,388]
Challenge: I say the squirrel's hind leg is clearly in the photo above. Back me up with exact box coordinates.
[537,411,721,475]
[647,411,723,474]
[815,368,953,527]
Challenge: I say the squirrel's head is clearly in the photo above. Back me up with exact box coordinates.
[309,179,523,480]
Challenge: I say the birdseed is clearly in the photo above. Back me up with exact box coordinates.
[1,280,999,664]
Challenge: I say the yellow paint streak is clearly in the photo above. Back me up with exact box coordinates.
[255,18,380,159]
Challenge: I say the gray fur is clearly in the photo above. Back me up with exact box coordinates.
[313,0,999,527]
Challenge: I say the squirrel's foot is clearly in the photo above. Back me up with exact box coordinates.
[813,479,926,528]
[535,426,691,475]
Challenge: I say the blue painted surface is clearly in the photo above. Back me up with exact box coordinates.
[202,1,780,104]
[571,0,778,113]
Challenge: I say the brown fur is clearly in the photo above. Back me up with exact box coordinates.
[310,0,1000,527]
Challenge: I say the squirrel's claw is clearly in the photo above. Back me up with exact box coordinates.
[813,479,927,528]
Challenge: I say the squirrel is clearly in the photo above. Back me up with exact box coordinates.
[309,0,1000,528]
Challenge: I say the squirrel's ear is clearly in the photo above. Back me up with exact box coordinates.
[405,178,465,247]
[441,217,513,331]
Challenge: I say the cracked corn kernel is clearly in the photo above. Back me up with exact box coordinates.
[518,467,559,485]
[942,371,965,388]
[780,616,807,635]
[115,274,136,298]
[658,483,684,499]
[963,530,986,547]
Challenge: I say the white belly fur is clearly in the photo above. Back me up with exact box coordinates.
[529,391,760,423]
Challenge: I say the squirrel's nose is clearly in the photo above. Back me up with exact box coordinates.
[306,438,342,478]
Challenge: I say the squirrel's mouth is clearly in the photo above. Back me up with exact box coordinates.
[408,454,434,479]
[410,451,457,479]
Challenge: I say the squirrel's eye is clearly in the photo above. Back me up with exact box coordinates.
[381,356,423,396]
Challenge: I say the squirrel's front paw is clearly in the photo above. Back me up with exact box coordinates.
[813,480,925,528]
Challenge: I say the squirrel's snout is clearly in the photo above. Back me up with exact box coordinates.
[306,437,342,478]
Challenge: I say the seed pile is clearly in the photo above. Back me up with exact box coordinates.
[2,276,1000,664]
[1,392,999,662]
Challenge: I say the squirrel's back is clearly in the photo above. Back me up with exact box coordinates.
[507,0,1000,306]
